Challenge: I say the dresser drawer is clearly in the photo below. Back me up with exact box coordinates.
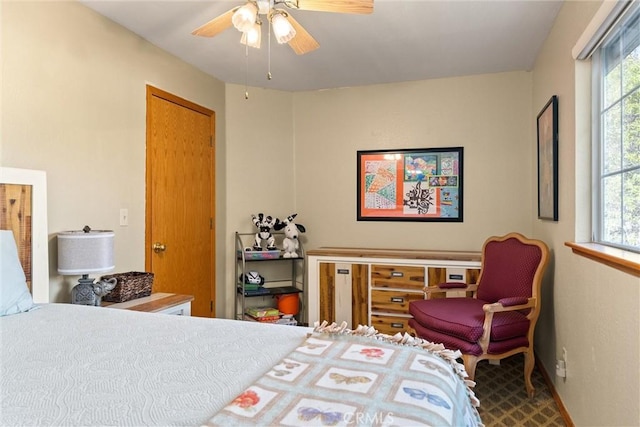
[427,267,480,298]
[370,289,423,314]
[427,266,480,286]
[370,265,425,290]
[370,314,411,335]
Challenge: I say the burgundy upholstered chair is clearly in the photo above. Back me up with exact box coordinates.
[408,233,549,397]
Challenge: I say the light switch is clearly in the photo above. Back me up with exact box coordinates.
[120,208,128,226]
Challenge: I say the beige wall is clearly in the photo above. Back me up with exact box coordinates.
[1,1,228,311]
[531,1,639,425]
[293,72,534,251]
[224,84,294,315]
[3,1,639,423]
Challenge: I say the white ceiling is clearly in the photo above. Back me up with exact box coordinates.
[79,0,564,92]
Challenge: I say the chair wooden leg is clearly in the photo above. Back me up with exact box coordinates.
[462,354,478,381]
[524,349,536,398]
[406,325,417,337]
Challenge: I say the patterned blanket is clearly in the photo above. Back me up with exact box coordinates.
[207,322,482,426]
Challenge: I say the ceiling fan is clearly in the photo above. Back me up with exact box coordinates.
[192,0,374,55]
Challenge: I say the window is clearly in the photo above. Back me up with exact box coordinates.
[593,5,640,253]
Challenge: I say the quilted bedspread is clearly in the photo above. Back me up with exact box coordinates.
[0,304,311,426]
[207,322,482,427]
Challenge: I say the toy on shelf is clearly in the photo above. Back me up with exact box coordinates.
[250,213,278,251]
[239,271,265,288]
[238,271,269,295]
[274,213,306,258]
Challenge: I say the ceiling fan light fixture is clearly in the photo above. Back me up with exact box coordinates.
[271,12,296,44]
[256,0,270,15]
[241,21,262,49]
[232,2,258,33]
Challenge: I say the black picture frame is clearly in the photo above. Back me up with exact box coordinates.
[537,95,559,221]
[357,147,463,222]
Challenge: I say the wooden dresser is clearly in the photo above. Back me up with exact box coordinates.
[306,247,481,335]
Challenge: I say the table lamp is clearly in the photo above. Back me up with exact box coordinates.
[58,225,115,305]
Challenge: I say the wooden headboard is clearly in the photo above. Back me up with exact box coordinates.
[0,168,49,302]
[1,183,33,288]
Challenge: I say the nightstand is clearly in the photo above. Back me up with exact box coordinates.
[102,293,194,316]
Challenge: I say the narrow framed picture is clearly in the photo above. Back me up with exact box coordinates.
[537,95,559,221]
[357,147,463,222]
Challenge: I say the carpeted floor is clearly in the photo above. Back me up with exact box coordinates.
[473,355,566,426]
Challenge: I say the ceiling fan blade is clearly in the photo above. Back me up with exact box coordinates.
[286,14,319,55]
[192,8,236,37]
[292,0,373,14]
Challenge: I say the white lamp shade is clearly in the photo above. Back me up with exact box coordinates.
[241,21,262,49]
[271,13,296,44]
[57,230,115,275]
[232,2,258,33]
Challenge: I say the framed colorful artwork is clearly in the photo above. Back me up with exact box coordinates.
[357,147,464,222]
[537,95,558,221]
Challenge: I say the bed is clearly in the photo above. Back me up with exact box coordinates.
[1,167,482,426]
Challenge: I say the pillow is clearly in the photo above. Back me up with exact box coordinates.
[0,230,35,316]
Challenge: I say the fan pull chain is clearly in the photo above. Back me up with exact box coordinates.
[267,17,272,80]
[244,43,250,99]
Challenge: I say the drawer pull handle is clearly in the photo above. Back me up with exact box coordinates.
[448,274,464,280]
[390,297,405,303]
[337,269,350,274]
[390,323,404,328]
[391,272,404,277]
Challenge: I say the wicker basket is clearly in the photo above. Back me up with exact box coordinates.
[101,271,153,303]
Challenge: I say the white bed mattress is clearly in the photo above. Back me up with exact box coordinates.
[0,304,310,426]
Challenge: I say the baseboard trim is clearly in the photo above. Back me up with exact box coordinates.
[535,356,574,427]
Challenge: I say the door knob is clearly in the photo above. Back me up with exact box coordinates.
[153,242,166,253]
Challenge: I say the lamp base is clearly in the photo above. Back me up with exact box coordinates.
[71,276,98,305]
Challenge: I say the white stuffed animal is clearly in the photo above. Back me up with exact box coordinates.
[275,214,306,258]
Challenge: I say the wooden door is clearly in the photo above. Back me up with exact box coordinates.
[145,86,215,317]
